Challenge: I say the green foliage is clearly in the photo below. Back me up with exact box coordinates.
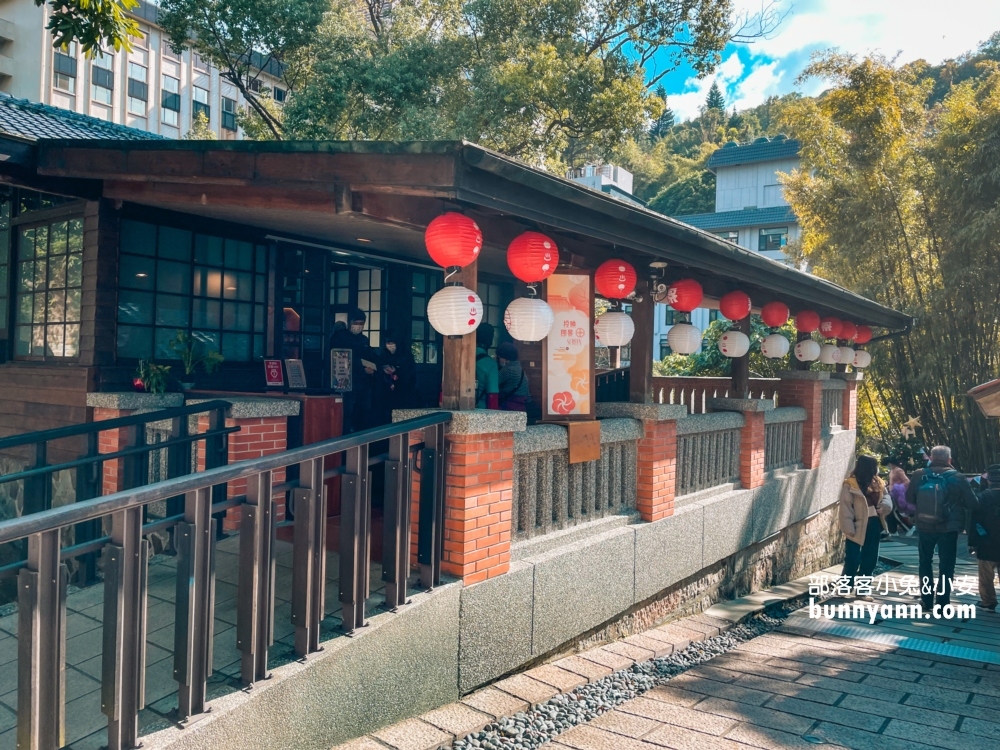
[168,330,225,377]
[653,319,794,378]
[705,81,726,111]
[883,431,928,474]
[184,111,216,141]
[649,85,675,140]
[136,361,171,395]
[38,0,142,56]
[778,50,1000,471]
[647,170,716,215]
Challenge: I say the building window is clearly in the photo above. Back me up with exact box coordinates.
[708,309,720,324]
[659,337,671,360]
[127,62,148,115]
[161,75,180,126]
[273,87,286,104]
[248,78,261,93]
[52,43,77,94]
[193,86,210,121]
[759,227,788,253]
[221,96,237,131]
[356,268,383,348]
[478,282,507,351]
[129,28,148,49]
[91,53,114,104]
[162,44,180,62]
[116,220,268,362]
[0,200,10,340]
[15,218,84,359]
[663,307,676,326]
[193,52,209,72]
[410,271,440,364]
[716,230,738,243]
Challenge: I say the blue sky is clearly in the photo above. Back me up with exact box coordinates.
[657,0,1000,121]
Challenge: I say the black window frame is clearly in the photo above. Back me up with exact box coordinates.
[161,90,181,112]
[273,87,286,103]
[759,227,788,253]
[221,96,237,131]
[127,77,148,102]
[92,65,114,90]
[53,51,77,78]
[409,270,441,365]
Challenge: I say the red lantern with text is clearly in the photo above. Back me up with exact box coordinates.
[667,279,703,312]
[760,301,790,328]
[507,231,558,283]
[795,309,820,333]
[719,290,752,321]
[820,317,843,339]
[595,259,637,299]
[854,325,873,344]
[839,320,858,341]
[424,213,482,269]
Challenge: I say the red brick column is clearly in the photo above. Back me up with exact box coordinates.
[636,419,677,522]
[835,373,862,431]
[740,411,766,489]
[776,371,829,469]
[96,407,131,495]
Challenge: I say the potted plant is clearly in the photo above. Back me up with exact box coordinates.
[168,330,225,390]
[134,360,171,394]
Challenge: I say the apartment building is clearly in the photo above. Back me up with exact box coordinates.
[0,0,283,139]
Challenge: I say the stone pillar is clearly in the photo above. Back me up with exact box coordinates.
[708,398,770,489]
[776,371,830,470]
[88,393,185,495]
[832,371,863,431]
[191,398,299,529]
[596,403,687,522]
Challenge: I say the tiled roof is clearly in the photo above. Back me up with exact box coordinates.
[0,93,165,142]
[706,137,800,169]
[672,205,797,231]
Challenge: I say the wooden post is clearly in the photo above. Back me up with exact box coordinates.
[731,316,751,398]
[609,346,621,370]
[628,279,654,404]
[793,331,811,371]
[441,260,478,410]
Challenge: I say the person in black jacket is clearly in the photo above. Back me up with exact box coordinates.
[374,330,417,425]
[330,308,376,433]
[969,464,1000,611]
[906,446,978,609]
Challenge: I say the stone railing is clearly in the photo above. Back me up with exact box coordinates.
[651,377,780,414]
[674,412,743,497]
[512,418,641,540]
[821,381,845,430]
[764,407,806,471]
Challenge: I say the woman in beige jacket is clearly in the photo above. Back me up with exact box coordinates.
[839,455,892,599]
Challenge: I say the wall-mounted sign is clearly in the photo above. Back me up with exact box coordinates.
[330,348,353,392]
[543,271,594,420]
[285,358,308,389]
[264,359,284,387]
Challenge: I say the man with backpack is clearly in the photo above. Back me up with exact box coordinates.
[906,446,979,610]
[968,464,1000,611]
[474,322,499,409]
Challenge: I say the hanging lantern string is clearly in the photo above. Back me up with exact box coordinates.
[526,283,539,298]
[443,266,460,284]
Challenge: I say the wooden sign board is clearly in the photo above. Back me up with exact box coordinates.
[542,271,595,421]
[285,358,308,389]
[330,348,353,392]
[264,359,284,387]
[561,420,602,464]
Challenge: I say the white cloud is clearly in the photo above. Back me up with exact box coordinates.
[668,52,747,121]
[730,61,784,110]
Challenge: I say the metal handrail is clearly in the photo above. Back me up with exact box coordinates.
[0,412,450,545]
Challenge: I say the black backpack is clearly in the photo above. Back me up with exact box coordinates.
[914,469,955,528]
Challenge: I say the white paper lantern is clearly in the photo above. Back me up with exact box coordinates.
[760,333,790,359]
[594,311,634,347]
[838,346,856,366]
[819,344,841,365]
[794,339,821,362]
[717,330,750,358]
[503,297,554,342]
[427,285,483,337]
[853,350,872,369]
[667,323,702,355]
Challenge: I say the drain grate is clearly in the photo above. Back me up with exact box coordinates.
[785,616,1000,665]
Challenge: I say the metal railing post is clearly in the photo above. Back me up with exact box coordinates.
[238,470,276,685]
[16,528,67,750]
[418,424,444,590]
[292,458,327,655]
[23,442,51,517]
[75,431,103,584]
[166,414,192,550]
[339,445,370,631]
[381,433,410,610]
[174,486,216,721]
[101,505,148,750]
[204,407,229,539]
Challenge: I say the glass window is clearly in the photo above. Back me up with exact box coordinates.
[663,307,675,326]
[127,62,147,115]
[162,44,180,62]
[409,271,441,364]
[14,217,83,359]
[716,230,738,243]
[52,43,77,94]
[356,267,383,348]
[193,86,210,121]
[273,87,286,104]
[162,75,180,126]
[117,219,268,361]
[222,96,237,131]
[91,52,114,104]
[477,282,510,352]
[759,227,788,253]
[0,199,10,336]
[193,52,209,72]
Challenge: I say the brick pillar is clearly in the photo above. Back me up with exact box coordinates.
[834,372,862,431]
[739,411,766,489]
[636,419,677,522]
[776,371,829,470]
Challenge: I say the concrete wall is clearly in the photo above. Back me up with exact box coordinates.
[715,158,800,212]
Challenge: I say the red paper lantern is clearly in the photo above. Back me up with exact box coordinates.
[760,301,790,328]
[719,290,752,321]
[595,259,637,299]
[820,317,843,339]
[424,212,482,269]
[507,231,558,283]
[667,279,703,312]
[796,309,820,333]
[839,320,858,341]
[854,325,873,345]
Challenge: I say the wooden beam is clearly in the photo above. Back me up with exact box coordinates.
[731,316,751,397]
[628,279,655,404]
[441,260,478,411]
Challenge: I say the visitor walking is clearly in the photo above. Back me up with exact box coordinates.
[906,446,978,609]
[330,308,376,433]
[839,455,892,599]
[888,467,915,535]
[968,464,1000,612]
[496,342,530,412]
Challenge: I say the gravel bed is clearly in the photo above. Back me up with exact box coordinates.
[453,598,812,750]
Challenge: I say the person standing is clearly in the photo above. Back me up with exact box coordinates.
[888,467,915,535]
[906,445,978,610]
[496,342,530,412]
[330,308,376,433]
[839,455,892,599]
[374,330,417,425]
[968,464,1000,612]
[474,322,499,410]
